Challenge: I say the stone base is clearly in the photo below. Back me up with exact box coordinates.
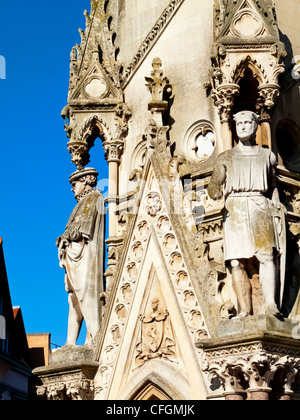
[33,345,98,400]
[198,316,300,400]
[218,315,297,338]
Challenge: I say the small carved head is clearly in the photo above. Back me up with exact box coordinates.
[233,110,259,143]
[69,167,98,201]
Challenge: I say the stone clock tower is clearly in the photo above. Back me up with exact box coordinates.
[34,0,300,400]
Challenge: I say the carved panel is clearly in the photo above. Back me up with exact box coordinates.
[95,167,209,399]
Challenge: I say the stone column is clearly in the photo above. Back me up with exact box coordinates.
[104,139,123,238]
[256,83,281,150]
[103,139,124,292]
[248,388,272,401]
[211,83,240,151]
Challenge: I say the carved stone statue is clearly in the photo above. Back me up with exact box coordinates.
[57,168,105,346]
[208,111,286,318]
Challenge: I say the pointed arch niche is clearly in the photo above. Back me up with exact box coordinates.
[133,382,172,401]
[118,359,189,401]
[230,57,274,149]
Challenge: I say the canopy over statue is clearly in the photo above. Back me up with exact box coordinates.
[208,111,286,318]
[57,167,105,347]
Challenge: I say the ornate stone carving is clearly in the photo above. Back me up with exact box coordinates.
[146,192,162,217]
[95,167,209,399]
[103,139,124,163]
[145,58,171,112]
[183,121,216,163]
[56,168,105,346]
[67,140,89,170]
[200,333,300,400]
[211,83,240,123]
[136,297,176,366]
[33,347,98,401]
[114,102,132,140]
[208,111,286,318]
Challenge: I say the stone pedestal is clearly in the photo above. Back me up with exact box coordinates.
[33,346,98,400]
[199,316,300,401]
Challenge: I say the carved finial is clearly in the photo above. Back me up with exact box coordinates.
[145,58,171,113]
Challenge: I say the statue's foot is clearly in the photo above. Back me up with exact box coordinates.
[265,304,282,318]
[237,312,250,319]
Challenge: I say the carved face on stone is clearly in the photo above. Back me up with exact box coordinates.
[234,111,258,143]
[72,179,86,200]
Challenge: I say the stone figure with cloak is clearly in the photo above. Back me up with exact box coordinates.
[57,168,105,346]
[208,111,286,318]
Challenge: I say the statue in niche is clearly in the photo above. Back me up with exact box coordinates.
[208,111,286,318]
[56,168,105,346]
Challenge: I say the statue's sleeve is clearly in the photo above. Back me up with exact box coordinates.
[80,193,99,240]
[208,154,226,200]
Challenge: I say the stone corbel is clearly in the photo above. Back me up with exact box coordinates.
[67,140,90,170]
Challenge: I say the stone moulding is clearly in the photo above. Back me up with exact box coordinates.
[34,361,99,401]
[120,0,186,89]
[198,323,300,400]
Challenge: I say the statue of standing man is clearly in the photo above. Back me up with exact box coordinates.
[57,168,105,346]
[208,111,286,318]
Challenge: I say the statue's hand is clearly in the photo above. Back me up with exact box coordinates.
[82,233,91,243]
[56,236,62,248]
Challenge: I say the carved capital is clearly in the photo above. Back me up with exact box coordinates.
[211,83,240,123]
[199,332,300,399]
[257,83,280,111]
[103,139,124,163]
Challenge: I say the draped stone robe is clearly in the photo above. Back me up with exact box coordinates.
[209,145,279,262]
[59,189,105,341]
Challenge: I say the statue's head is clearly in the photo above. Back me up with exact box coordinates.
[233,111,259,143]
[69,167,98,201]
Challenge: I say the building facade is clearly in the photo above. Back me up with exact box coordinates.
[34,0,300,400]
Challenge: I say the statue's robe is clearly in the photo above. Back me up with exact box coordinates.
[210,145,278,262]
[60,189,105,341]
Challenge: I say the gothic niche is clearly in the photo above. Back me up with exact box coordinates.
[276,119,300,174]
[68,116,108,170]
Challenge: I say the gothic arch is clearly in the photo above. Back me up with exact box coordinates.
[133,383,172,401]
[230,56,267,86]
[118,359,190,401]
[67,115,113,169]
[79,115,112,145]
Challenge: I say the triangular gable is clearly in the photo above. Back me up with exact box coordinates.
[94,160,209,400]
[219,0,278,42]
[69,61,121,103]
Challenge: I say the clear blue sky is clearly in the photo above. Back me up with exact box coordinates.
[0,1,108,346]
